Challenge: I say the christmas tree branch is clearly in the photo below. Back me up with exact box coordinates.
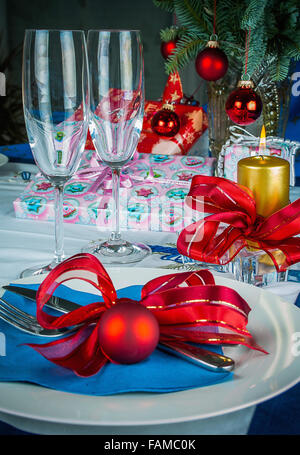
[165,34,207,73]
[155,0,300,81]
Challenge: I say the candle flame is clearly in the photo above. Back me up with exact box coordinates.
[258,125,266,154]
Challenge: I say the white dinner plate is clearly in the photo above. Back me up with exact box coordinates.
[0,267,299,433]
[0,153,8,168]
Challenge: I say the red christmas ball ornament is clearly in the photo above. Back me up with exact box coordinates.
[225,81,262,125]
[195,41,228,81]
[98,301,160,364]
[161,39,177,60]
[151,104,180,137]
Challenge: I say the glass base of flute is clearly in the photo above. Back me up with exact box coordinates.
[84,235,151,265]
[82,167,151,265]
[19,259,65,279]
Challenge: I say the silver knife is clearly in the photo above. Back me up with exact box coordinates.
[2,285,80,313]
[158,341,234,372]
[2,284,234,372]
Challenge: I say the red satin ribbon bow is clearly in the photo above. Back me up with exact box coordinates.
[27,253,266,377]
[177,175,300,271]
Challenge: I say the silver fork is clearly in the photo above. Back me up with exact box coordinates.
[0,296,75,337]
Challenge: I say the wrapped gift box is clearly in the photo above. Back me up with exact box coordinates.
[137,72,208,156]
[85,72,208,156]
[137,100,208,156]
[221,144,295,182]
[13,150,215,233]
[218,128,299,184]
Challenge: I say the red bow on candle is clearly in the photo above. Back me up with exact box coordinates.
[177,175,300,271]
[27,253,266,377]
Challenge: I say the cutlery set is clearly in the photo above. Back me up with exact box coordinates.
[0,284,235,373]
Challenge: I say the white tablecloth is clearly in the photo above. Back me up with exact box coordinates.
[0,161,299,435]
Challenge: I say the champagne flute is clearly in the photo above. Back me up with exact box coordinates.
[84,30,151,264]
[21,29,89,277]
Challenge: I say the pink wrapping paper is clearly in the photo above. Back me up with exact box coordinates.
[13,150,216,233]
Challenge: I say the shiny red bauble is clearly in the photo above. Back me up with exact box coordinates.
[195,46,228,81]
[151,108,180,137]
[161,39,177,60]
[98,301,160,364]
[225,86,262,125]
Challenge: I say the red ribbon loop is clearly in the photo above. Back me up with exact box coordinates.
[177,175,300,271]
[27,253,266,377]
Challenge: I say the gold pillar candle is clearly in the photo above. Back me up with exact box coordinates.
[237,155,290,218]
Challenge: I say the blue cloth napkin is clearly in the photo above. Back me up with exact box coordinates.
[0,144,34,164]
[0,284,233,396]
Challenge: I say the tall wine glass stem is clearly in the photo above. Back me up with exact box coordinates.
[110,167,121,243]
[54,184,65,263]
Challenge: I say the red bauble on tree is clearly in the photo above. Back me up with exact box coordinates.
[98,301,160,364]
[195,41,228,81]
[225,81,262,125]
[161,39,177,60]
[151,103,180,137]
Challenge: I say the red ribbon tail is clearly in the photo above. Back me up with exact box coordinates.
[160,329,268,354]
[26,322,108,377]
